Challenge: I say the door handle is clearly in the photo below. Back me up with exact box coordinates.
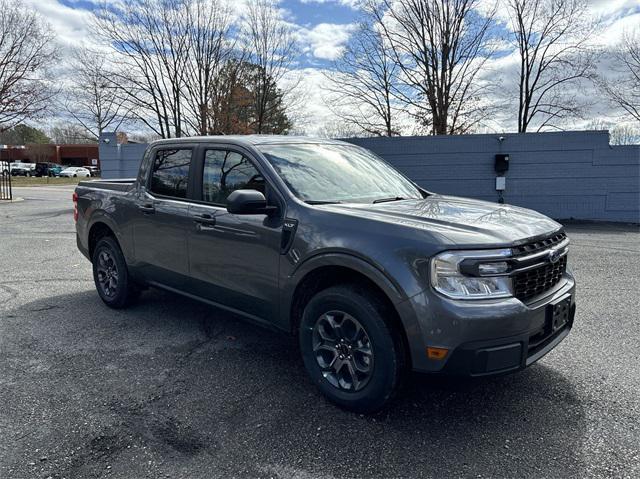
[193,213,216,226]
[139,203,155,214]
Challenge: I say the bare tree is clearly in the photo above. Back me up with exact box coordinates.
[610,123,640,145]
[63,48,131,140]
[180,0,236,135]
[600,29,640,124]
[373,0,497,135]
[0,0,57,131]
[242,0,299,134]
[316,119,373,139]
[49,121,97,144]
[27,143,55,163]
[92,0,190,138]
[324,14,400,137]
[507,0,596,132]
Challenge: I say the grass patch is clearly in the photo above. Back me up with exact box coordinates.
[8,176,92,187]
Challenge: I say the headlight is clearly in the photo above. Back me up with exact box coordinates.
[430,249,513,299]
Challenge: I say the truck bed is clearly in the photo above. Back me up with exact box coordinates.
[77,178,136,192]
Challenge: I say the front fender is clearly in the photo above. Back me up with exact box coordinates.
[284,251,406,310]
[278,252,427,366]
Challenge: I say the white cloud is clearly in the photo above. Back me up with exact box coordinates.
[299,0,364,9]
[25,0,95,50]
[587,0,640,16]
[299,22,357,60]
[597,11,640,46]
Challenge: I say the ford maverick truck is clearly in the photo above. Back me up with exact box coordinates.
[74,136,576,412]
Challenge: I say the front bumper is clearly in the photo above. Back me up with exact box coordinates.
[398,272,576,375]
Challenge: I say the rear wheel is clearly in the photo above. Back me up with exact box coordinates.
[299,284,405,413]
[92,236,139,308]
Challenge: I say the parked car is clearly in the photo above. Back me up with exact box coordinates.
[10,163,36,176]
[49,165,63,177]
[86,166,101,177]
[74,136,576,413]
[60,167,91,178]
[35,162,63,177]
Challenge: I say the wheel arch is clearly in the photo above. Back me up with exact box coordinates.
[284,255,413,368]
[88,219,119,260]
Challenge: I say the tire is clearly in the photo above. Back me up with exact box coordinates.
[73,174,77,178]
[92,236,139,309]
[299,284,405,413]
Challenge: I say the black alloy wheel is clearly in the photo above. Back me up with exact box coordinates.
[312,311,374,392]
[299,284,405,413]
[92,236,139,308]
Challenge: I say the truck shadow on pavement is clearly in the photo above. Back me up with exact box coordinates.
[3,288,588,479]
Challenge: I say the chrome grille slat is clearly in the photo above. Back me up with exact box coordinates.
[512,232,567,257]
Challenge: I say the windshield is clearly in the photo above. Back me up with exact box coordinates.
[258,143,423,203]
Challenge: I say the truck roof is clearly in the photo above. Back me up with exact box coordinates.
[149,135,351,148]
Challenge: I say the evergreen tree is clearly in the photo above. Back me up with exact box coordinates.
[0,124,51,145]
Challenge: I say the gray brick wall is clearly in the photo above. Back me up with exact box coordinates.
[346,131,639,223]
[99,130,639,222]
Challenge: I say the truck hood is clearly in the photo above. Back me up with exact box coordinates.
[321,194,562,247]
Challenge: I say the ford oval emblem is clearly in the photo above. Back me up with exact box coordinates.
[548,248,562,264]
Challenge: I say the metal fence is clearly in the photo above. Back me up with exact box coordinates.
[0,161,12,201]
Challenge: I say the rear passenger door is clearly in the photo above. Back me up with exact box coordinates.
[133,146,195,289]
[187,147,283,322]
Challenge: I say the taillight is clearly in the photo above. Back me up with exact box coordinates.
[72,191,78,222]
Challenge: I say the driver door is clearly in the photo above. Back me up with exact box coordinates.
[187,147,283,322]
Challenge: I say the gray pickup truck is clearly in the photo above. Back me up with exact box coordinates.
[75,136,576,412]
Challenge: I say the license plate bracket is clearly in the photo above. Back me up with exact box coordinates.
[547,295,571,332]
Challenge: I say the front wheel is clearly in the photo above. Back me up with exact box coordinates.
[92,236,139,309]
[299,284,405,413]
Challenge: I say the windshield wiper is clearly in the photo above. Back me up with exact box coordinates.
[373,196,407,204]
[305,200,343,205]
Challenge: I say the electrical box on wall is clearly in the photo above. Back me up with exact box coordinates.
[495,154,510,174]
[496,176,506,191]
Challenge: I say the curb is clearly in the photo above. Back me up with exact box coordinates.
[0,197,25,204]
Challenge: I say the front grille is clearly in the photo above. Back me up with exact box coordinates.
[513,255,567,301]
[512,231,566,257]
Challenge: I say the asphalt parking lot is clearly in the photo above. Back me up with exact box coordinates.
[1,186,639,479]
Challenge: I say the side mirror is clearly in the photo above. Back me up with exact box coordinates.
[226,189,278,216]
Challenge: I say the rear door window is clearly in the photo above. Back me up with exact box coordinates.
[150,149,192,199]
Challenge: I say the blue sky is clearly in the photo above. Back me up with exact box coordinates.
[282,0,361,25]
[57,0,362,25]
